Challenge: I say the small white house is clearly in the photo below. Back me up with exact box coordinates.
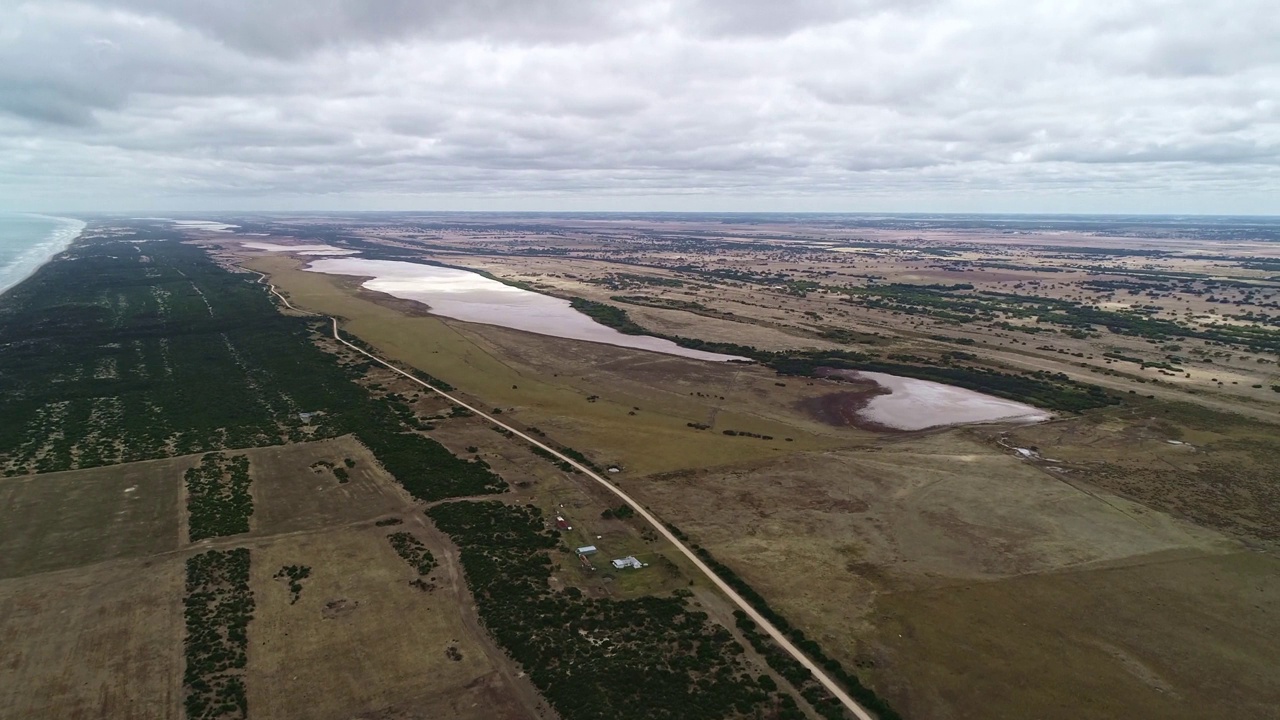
[610,556,643,570]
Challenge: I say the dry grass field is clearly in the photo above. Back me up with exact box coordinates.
[245,522,541,720]
[997,403,1280,547]
[0,556,184,720]
[241,436,410,536]
[621,429,1276,720]
[0,457,189,579]
[869,551,1280,720]
[0,436,543,720]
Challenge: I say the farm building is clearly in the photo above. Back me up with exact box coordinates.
[610,556,643,570]
[576,545,598,556]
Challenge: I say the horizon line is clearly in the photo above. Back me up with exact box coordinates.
[31,210,1280,219]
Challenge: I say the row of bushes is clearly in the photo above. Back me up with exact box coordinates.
[186,453,253,542]
[184,548,253,720]
[387,531,438,576]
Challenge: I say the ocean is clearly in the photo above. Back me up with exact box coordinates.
[0,213,87,297]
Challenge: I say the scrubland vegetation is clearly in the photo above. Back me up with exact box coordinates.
[184,548,253,720]
[0,228,506,502]
[569,296,1118,413]
[387,531,438,577]
[428,501,810,720]
[186,453,253,541]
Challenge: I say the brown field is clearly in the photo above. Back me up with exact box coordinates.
[998,403,1280,547]
[0,556,184,720]
[245,522,541,720]
[870,551,1280,720]
[0,456,189,579]
[621,428,1277,719]
[240,436,410,536]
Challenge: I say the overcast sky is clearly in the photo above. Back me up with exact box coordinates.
[2,0,1277,214]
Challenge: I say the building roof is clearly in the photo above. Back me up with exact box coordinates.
[576,545,598,555]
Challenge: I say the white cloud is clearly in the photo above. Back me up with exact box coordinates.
[0,0,1277,212]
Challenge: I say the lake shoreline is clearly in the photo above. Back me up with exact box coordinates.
[301,256,748,362]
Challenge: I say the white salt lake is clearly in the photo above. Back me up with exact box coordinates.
[854,371,1052,430]
[172,220,240,232]
[303,257,747,362]
[242,241,358,256]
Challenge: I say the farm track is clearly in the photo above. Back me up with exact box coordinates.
[250,268,880,720]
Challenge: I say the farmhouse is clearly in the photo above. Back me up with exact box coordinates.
[610,556,643,570]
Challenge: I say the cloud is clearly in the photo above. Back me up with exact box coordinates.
[0,0,1277,212]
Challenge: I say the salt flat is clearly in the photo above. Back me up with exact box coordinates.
[856,371,1052,430]
[304,257,746,362]
[172,220,239,232]
[241,241,358,255]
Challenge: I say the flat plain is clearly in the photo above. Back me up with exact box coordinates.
[219,212,1279,719]
[4,213,1279,720]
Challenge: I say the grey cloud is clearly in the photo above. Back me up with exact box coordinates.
[679,0,934,38]
[88,0,632,56]
[0,3,293,125]
[1,0,1277,213]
